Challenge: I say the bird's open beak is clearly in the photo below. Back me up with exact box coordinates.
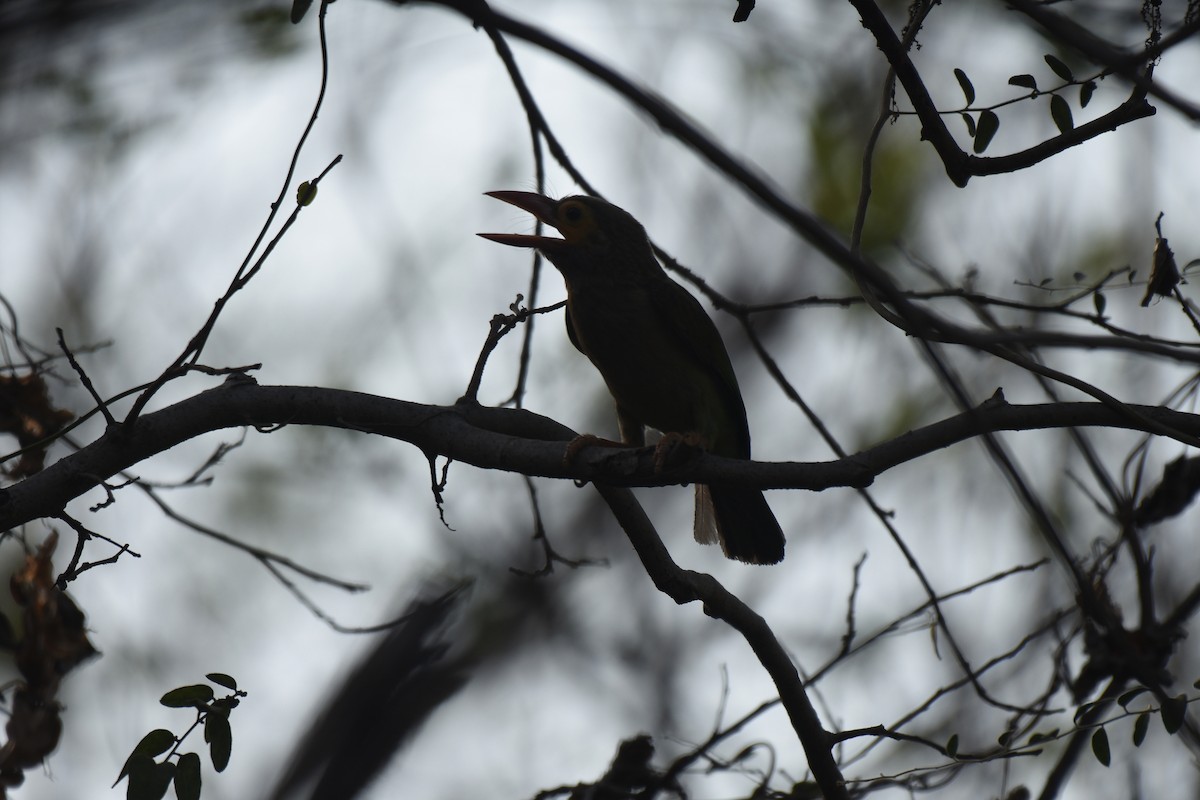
[478,191,564,249]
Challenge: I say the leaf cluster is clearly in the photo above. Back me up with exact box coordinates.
[114,674,244,800]
[953,54,1101,154]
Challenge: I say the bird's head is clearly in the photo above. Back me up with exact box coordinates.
[479,191,655,281]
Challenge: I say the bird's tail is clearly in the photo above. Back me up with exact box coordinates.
[695,484,785,565]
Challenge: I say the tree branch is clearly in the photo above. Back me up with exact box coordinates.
[592,484,849,799]
[847,0,1156,186]
[5,382,1200,533]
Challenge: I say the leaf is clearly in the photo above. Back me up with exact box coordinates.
[1142,231,1180,306]
[1080,80,1096,108]
[1161,694,1187,734]
[127,759,174,800]
[117,753,154,789]
[1050,94,1074,133]
[729,743,761,764]
[174,753,202,800]
[1133,454,1200,524]
[961,112,976,138]
[205,711,233,772]
[296,181,317,207]
[1133,711,1150,746]
[946,734,959,758]
[1091,728,1111,767]
[135,729,177,757]
[1074,701,1098,725]
[291,0,314,24]
[161,685,215,708]
[1008,74,1038,91]
[1045,54,1075,82]
[954,68,975,105]
[1094,291,1107,316]
[206,673,238,691]
[974,110,999,154]
[1027,728,1058,745]
[210,696,240,715]
[116,730,177,784]
[1117,687,1148,708]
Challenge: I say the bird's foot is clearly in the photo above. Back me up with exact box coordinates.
[563,433,629,466]
[652,431,707,475]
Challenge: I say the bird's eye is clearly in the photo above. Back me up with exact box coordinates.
[561,203,585,224]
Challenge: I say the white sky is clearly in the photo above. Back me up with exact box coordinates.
[2,1,1200,798]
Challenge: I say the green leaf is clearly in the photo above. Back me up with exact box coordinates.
[1008,74,1038,91]
[1162,694,1187,734]
[954,68,975,105]
[1027,728,1059,745]
[117,753,154,789]
[1073,701,1098,725]
[946,733,959,758]
[974,110,999,154]
[1045,54,1075,82]
[1133,712,1150,746]
[209,699,233,717]
[296,181,318,206]
[161,685,215,708]
[1080,81,1096,108]
[1050,94,1074,133]
[1093,291,1107,317]
[961,112,976,138]
[729,743,761,765]
[206,673,239,691]
[128,758,174,800]
[116,730,177,784]
[1117,687,1148,708]
[210,697,240,716]
[205,711,233,772]
[1091,728,1111,767]
[291,0,314,24]
[174,753,202,800]
[135,729,177,757]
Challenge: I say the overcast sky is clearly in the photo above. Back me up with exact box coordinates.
[3,2,1200,798]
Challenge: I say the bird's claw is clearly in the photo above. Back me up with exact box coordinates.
[563,433,629,467]
[652,431,706,475]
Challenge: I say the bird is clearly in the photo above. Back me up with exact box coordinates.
[480,191,785,565]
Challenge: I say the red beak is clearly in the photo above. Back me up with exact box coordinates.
[478,191,564,249]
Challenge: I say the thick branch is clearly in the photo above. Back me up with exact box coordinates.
[3,381,1197,797]
[3,382,1200,533]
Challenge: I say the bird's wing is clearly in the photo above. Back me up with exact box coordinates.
[564,304,584,355]
[646,275,751,455]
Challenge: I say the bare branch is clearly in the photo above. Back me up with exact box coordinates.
[8,382,1200,532]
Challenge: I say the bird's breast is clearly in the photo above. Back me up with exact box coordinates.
[565,285,740,455]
